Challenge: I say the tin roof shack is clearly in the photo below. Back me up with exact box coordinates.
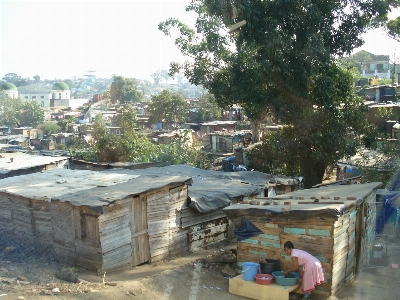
[0,153,68,179]
[113,165,299,251]
[12,127,39,139]
[223,182,382,297]
[199,121,237,136]
[30,138,55,150]
[202,131,252,153]
[0,168,191,272]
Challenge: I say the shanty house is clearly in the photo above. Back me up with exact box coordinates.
[202,131,252,153]
[112,164,301,251]
[0,169,191,272]
[223,182,382,297]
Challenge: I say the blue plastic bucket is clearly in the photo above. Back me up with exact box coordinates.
[242,262,259,281]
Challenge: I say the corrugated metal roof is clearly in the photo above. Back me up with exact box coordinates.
[0,153,68,174]
[223,182,382,219]
[0,168,191,213]
[103,164,284,213]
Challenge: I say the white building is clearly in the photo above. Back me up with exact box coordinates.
[19,93,52,108]
[1,81,89,110]
[0,83,19,99]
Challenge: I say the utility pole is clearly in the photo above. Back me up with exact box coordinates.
[390,53,398,86]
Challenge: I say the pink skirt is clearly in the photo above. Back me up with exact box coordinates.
[302,261,325,293]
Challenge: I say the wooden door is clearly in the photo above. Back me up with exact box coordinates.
[131,195,150,266]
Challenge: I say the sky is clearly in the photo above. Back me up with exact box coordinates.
[0,0,400,82]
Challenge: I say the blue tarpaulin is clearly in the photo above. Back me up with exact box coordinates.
[234,218,263,241]
[376,191,399,234]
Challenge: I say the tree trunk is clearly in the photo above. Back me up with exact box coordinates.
[251,119,261,143]
[300,156,327,189]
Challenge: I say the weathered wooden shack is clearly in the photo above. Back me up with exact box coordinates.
[111,164,300,251]
[223,182,382,297]
[0,168,191,272]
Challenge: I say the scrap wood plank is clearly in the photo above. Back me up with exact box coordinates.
[148,220,170,235]
[280,233,333,247]
[146,188,169,202]
[147,196,169,207]
[280,224,333,231]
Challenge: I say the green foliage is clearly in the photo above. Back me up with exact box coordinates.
[18,100,44,127]
[376,106,396,132]
[110,76,142,104]
[57,117,74,132]
[387,16,400,41]
[117,104,138,133]
[189,92,222,122]
[65,136,86,150]
[148,90,188,127]
[2,73,29,87]
[0,96,23,129]
[103,90,111,100]
[87,108,213,167]
[37,122,61,136]
[246,129,301,176]
[90,110,158,162]
[151,70,170,85]
[159,0,396,186]
[156,136,213,169]
[0,97,44,128]
[33,75,41,83]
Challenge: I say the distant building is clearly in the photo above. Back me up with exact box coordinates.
[0,82,19,99]
[3,81,89,110]
[19,93,52,108]
[361,61,391,79]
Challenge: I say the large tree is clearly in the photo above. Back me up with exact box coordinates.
[18,100,44,127]
[0,96,23,129]
[91,105,157,162]
[37,122,61,136]
[109,76,142,104]
[159,0,399,187]
[387,16,400,41]
[148,90,188,128]
[1,73,29,87]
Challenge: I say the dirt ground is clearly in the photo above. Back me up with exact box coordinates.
[1,237,400,300]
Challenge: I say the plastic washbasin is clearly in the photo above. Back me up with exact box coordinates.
[254,274,274,285]
[271,271,300,286]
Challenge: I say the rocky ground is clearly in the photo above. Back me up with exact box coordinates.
[1,236,400,300]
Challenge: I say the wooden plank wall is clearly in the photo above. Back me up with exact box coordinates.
[11,196,35,245]
[168,185,188,255]
[0,193,13,235]
[31,200,53,247]
[51,202,76,264]
[99,202,132,271]
[147,187,171,262]
[238,210,359,297]
[331,210,357,295]
[74,207,103,271]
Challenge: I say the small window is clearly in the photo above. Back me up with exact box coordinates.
[25,96,28,99]
[59,93,61,99]
[32,96,36,99]
[116,129,121,135]
[41,101,44,107]
[41,96,44,99]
